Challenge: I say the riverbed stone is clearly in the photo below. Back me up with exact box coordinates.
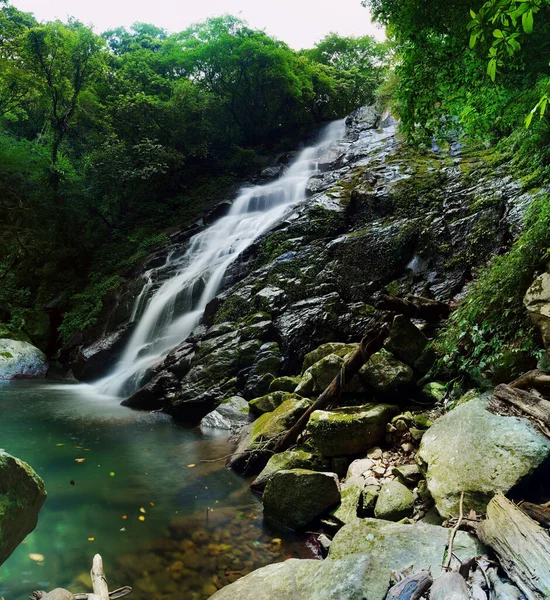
[374,480,414,521]
[328,518,485,599]
[359,349,414,394]
[199,396,252,431]
[263,469,340,530]
[0,451,47,565]
[0,339,48,380]
[384,315,428,368]
[227,398,311,473]
[307,404,398,457]
[417,398,550,518]
[208,556,373,600]
[251,450,323,490]
[524,271,550,355]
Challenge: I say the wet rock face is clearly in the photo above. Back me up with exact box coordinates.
[0,451,47,565]
[417,398,550,518]
[0,339,48,380]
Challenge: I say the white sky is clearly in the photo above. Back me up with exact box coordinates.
[9,0,384,49]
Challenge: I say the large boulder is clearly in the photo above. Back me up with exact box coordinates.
[301,342,358,372]
[524,271,550,355]
[328,518,485,600]
[359,349,414,394]
[0,451,47,565]
[208,556,372,600]
[384,315,428,369]
[417,398,550,518]
[251,450,323,490]
[249,391,295,416]
[262,469,340,530]
[307,404,398,457]
[227,398,311,473]
[199,396,252,431]
[0,339,48,380]
[373,480,414,521]
[296,353,364,397]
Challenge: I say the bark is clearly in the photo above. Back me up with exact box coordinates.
[375,294,450,321]
[509,369,550,392]
[385,571,433,600]
[490,384,550,427]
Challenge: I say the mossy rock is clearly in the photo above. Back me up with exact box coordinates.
[249,391,295,416]
[263,469,340,530]
[384,315,428,369]
[421,382,446,403]
[21,310,51,351]
[307,403,398,457]
[301,342,358,372]
[269,376,302,393]
[359,349,414,394]
[374,480,414,521]
[296,353,364,397]
[0,324,31,344]
[251,450,324,490]
[331,482,363,524]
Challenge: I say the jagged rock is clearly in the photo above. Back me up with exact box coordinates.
[227,398,311,473]
[524,271,550,356]
[249,391,296,416]
[251,450,323,490]
[374,480,414,521]
[122,370,179,410]
[0,339,48,380]
[269,376,302,393]
[417,398,550,518]
[263,469,340,530]
[307,404,398,457]
[0,451,47,565]
[384,315,428,368]
[199,396,252,431]
[332,482,364,524]
[421,381,446,402]
[208,556,373,600]
[301,342,358,372]
[359,349,414,394]
[360,485,380,515]
[345,105,380,132]
[296,353,364,397]
[328,518,485,599]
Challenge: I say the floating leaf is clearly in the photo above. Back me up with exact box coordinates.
[88,537,95,542]
[120,527,126,532]
[109,472,115,477]
[138,515,145,522]
[75,458,86,463]
[149,501,155,506]
[187,464,196,468]
[122,515,128,520]
[29,553,45,562]
[139,507,146,513]
[56,443,64,447]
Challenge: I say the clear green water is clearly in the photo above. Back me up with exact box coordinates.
[0,381,309,599]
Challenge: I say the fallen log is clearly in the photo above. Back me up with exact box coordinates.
[385,570,433,600]
[509,369,550,392]
[520,501,550,527]
[274,319,390,453]
[490,383,550,427]
[429,572,468,600]
[375,294,450,321]
[479,493,550,600]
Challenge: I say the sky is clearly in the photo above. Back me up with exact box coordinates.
[9,0,384,49]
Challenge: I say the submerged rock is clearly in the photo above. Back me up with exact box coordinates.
[0,451,47,565]
[199,396,252,431]
[262,469,340,530]
[417,398,550,518]
[307,404,398,457]
[0,339,48,380]
[208,556,373,600]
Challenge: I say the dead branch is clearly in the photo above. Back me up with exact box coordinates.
[444,491,465,570]
[385,570,433,600]
[375,294,450,321]
[509,369,550,392]
[490,384,550,427]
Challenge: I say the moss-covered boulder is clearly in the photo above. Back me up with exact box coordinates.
[359,349,414,394]
[307,404,398,457]
[249,391,295,416]
[263,469,340,530]
[0,451,47,565]
[269,376,302,393]
[301,343,358,372]
[384,315,428,368]
[328,518,485,599]
[251,450,323,490]
[417,398,550,518]
[0,325,31,344]
[296,353,364,397]
[373,480,414,521]
[0,339,48,380]
[227,398,311,473]
[421,382,446,403]
[331,482,363,524]
[209,556,372,600]
[21,310,51,352]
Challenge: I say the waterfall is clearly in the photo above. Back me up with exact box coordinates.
[95,119,346,398]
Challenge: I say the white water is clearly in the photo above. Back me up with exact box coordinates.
[95,119,346,397]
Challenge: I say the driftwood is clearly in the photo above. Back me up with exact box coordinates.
[274,319,390,453]
[520,500,550,527]
[479,493,550,600]
[510,369,550,392]
[490,383,550,427]
[375,294,450,321]
[429,572,468,600]
[30,555,131,600]
[385,571,433,600]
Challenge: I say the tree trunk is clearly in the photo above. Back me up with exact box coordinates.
[489,384,550,427]
[375,294,450,321]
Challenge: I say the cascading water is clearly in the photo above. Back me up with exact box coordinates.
[96,119,346,398]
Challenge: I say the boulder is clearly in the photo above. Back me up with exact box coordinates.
[0,339,48,380]
[301,342,358,372]
[417,398,550,518]
[307,404,398,457]
[421,382,446,403]
[328,518,485,600]
[373,480,414,521]
[262,469,340,530]
[251,450,323,490]
[392,464,422,487]
[0,451,47,565]
[296,353,364,397]
[227,398,311,473]
[199,396,252,431]
[524,271,550,354]
[208,556,372,600]
[384,315,428,368]
[243,342,281,399]
[359,349,414,394]
[269,376,302,393]
[249,391,294,416]
[332,482,363,524]
[346,458,374,479]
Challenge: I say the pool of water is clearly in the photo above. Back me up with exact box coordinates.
[0,380,310,599]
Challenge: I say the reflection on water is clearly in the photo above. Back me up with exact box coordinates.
[0,381,310,599]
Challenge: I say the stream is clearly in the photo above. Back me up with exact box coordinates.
[0,380,311,599]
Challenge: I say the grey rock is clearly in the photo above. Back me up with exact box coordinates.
[199,396,252,431]
[0,340,48,380]
[374,480,414,521]
[251,450,323,490]
[385,315,428,368]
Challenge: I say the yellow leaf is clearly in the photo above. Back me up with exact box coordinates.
[139,507,146,513]
[75,458,86,463]
[29,553,45,562]
[187,463,196,468]
[138,515,145,522]
[88,537,95,542]
[122,515,128,520]
[149,501,155,506]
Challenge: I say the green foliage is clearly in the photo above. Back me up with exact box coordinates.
[435,194,550,383]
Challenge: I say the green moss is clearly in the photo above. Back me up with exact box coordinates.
[0,351,14,359]
[213,296,252,325]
